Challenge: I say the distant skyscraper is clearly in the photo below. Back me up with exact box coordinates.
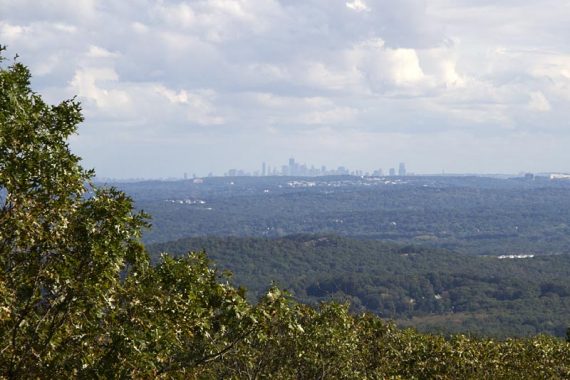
[289,157,296,176]
[398,162,406,176]
[184,172,188,180]
[389,168,396,176]
[262,162,266,176]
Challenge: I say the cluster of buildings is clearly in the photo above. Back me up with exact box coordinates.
[223,158,407,178]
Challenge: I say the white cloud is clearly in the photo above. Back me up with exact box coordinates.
[70,67,130,111]
[528,91,551,112]
[68,67,226,128]
[302,61,363,92]
[346,0,371,12]
[387,48,425,85]
[0,22,30,39]
[155,85,191,105]
[250,93,357,126]
[87,45,118,59]
[157,2,196,28]
[303,106,357,125]
[52,23,77,33]
[154,85,225,125]
[131,21,148,34]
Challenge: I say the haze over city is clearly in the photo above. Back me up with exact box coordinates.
[2,0,570,178]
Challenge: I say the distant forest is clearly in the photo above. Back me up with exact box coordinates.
[115,176,570,256]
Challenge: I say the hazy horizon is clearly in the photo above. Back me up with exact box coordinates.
[94,168,560,182]
[2,0,570,178]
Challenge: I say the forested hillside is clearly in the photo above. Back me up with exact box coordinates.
[149,235,570,338]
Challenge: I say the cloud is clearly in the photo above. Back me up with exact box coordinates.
[528,91,551,112]
[346,0,370,12]
[2,0,570,177]
[154,85,225,125]
[70,67,130,112]
[87,45,119,59]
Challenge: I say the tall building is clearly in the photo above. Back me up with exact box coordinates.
[288,157,295,176]
[262,162,266,176]
[389,168,396,176]
[398,162,406,176]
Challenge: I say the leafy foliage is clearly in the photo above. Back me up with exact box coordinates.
[2,50,570,378]
[0,48,150,377]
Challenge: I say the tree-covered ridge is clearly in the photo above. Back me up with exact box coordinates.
[1,50,570,378]
[148,235,570,338]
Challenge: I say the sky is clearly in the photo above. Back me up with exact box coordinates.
[2,0,570,178]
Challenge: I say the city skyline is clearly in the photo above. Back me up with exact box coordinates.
[224,158,407,178]
[99,157,570,181]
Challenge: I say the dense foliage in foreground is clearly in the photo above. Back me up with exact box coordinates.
[2,51,570,378]
[149,235,570,338]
